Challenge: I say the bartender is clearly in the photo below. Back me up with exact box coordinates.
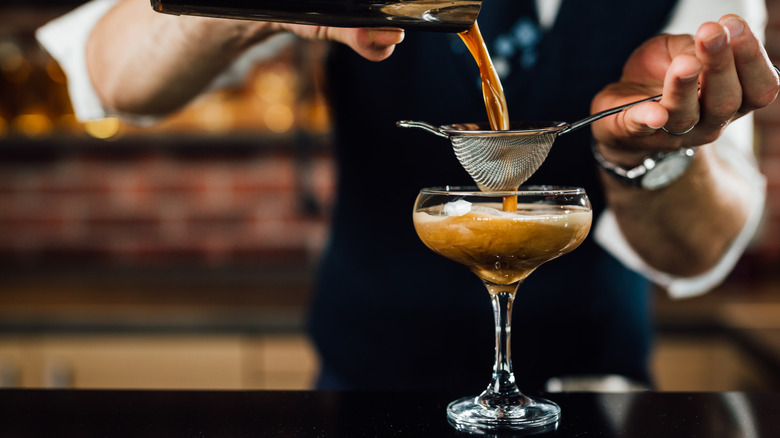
[37,0,776,392]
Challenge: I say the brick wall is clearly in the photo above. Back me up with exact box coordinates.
[0,137,335,267]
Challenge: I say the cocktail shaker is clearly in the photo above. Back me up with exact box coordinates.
[150,0,482,33]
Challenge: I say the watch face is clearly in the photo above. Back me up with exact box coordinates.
[641,151,694,190]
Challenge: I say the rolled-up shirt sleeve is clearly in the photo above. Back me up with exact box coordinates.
[36,0,295,125]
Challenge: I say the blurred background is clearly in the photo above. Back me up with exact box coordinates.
[1,1,780,391]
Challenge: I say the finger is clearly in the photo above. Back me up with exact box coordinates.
[367,27,405,46]
[720,14,780,112]
[619,33,694,86]
[593,101,668,165]
[665,33,697,58]
[659,54,702,134]
[284,25,404,61]
[333,27,404,62]
[619,100,668,137]
[695,21,741,132]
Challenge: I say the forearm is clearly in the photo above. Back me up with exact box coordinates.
[85,0,275,116]
[598,143,751,277]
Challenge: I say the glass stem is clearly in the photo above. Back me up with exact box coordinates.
[479,283,528,409]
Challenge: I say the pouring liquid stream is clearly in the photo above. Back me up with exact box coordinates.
[458,22,516,212]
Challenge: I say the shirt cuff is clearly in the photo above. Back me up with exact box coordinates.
[594,116,767,299]
[35,0,121,122]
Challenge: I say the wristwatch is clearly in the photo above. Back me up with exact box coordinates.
[591,143,696,190]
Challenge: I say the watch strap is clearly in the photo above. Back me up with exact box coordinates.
[591,143,695,190]
[591,143,647,188]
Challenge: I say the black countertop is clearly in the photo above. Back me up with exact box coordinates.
[1,389,778,437]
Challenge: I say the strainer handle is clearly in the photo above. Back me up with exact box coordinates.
[560,94,663,135]
[396,120,449,138]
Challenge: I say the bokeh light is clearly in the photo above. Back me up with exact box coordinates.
[253,69,295,103]
[14,113,53,137]
[84,117,121,139]
[264,103,294,133]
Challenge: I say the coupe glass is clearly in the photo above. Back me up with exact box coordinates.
[413,186,592,434]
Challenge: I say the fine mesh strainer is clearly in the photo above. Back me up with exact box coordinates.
[397,93,661,191]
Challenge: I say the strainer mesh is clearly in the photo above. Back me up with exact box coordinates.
[451,133,556,191]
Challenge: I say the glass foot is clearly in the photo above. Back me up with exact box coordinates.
[447,395,560,435]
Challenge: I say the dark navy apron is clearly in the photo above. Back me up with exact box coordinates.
[309,0,678,392]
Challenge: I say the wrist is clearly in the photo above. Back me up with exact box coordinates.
[592,142,697,190]
[593,143,656,168]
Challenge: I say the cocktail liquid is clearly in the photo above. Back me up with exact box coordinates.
[413,203,591,286]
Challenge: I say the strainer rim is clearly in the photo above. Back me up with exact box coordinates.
[419,185,587,196]
[439,121,567,137]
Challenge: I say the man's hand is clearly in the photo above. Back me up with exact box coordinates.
[588,14,779,278]
[591,14,780,167]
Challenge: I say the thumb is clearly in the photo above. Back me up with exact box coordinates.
[622,101,668,136]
